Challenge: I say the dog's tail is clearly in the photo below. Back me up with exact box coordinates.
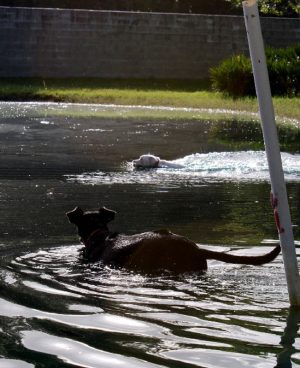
[202,245,280,265]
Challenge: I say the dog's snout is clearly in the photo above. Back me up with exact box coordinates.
[132,159,142,168]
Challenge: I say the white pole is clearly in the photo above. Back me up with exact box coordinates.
[242,0,300,306]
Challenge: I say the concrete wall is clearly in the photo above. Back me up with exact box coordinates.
[0,6,299,79]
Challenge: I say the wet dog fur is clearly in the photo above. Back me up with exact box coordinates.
[133,154,184,169]
[67,206,281,274]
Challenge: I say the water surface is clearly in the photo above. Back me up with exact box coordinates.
[0,102,299,368]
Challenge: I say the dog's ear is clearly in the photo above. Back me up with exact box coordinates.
[99,207,116,224]
[66,207,84,224]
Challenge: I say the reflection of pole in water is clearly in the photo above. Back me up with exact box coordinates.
[275,307,300,368]
[242,0,300,306]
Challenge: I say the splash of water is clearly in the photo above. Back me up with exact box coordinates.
[66,151,300,186]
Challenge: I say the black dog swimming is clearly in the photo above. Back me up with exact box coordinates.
[67,206,280,274]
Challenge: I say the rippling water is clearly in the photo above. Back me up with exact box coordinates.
[66,151,300,186]
[1,244,296,368]
[0,102,300,368]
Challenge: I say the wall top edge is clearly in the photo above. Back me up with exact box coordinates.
[0,5,244,19]
[0,6,298,21]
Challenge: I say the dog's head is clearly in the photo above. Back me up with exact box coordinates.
[66,206,116,241]
[133,154,160,169]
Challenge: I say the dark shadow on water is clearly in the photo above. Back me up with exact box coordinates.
[275,307,300,368]
[210,120,300,153]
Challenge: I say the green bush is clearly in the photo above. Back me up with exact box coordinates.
[210,54,255,97]
[266,44,300,96]
[210,43,300,97]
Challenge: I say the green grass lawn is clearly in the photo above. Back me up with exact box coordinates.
[0,78,299,123]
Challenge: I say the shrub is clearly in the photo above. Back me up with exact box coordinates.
[210,43,300,97]
[210,54,255,97]
[266,44,300,96]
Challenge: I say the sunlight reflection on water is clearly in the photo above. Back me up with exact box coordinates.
[0,243,293,368]
[22,330,162,368]
[66,151,300,186]
[1,102,300,368]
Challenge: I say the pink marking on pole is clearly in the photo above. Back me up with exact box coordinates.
[270,192,285,233]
